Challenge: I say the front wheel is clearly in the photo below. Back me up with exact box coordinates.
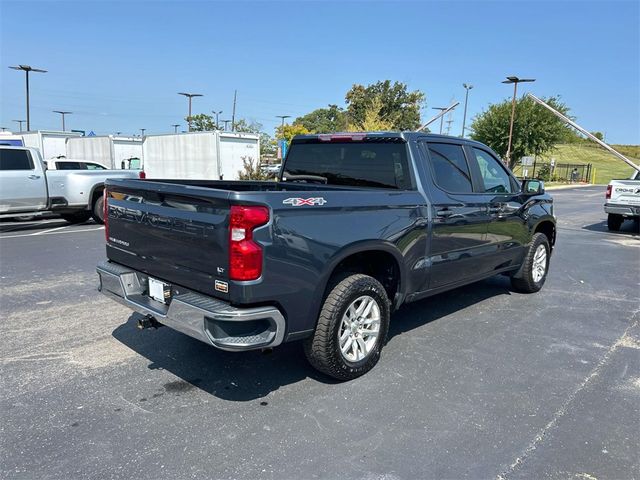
[607,213,623,231]
[511,233,551,293]
[304,274,390,381]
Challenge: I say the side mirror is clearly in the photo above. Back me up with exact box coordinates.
[522,179,544,195]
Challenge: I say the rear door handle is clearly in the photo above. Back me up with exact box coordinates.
[28,174,41,180]
[488,205,503,213]
[436,209,454,218]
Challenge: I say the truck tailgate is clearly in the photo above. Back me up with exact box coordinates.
[105,180,231,298]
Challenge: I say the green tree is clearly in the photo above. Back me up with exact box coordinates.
[237,156,270,181]
[346,97,393,131]
[294,104,348,133]
[275,124,310,143]
[233,119,262,134]
[260,132,277,157]
[345,80,425,131]
[188,113,217,131]
[470,96,572,168]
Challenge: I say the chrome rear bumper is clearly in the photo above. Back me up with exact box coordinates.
[605,203,640,217]
[97,261,285,351]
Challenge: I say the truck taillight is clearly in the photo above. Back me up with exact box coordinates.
[605,184,612,200]
[229,205,269,281]
[103,188,109,242]
[139,171,146,179]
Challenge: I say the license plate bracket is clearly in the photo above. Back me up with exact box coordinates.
[148,277,171,304]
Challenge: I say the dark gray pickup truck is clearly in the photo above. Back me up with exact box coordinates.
[97,132,556,380]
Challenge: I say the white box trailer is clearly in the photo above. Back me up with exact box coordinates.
[21,130,82,160]
[142,131,260,180]
[65,135,143,169]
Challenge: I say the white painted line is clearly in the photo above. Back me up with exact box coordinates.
[33,225,70,235]
[0,226,104,240]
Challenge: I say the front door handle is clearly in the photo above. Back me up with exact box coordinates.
[28,174,41,180]
[436,209,454,218]
[488,205,503,214]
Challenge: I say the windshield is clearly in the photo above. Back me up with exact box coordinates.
[283,141,412,189]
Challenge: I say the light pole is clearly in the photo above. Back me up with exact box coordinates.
[276,115,291,137]
[9,65,47,131]
[116,131,122,135]
[171,124,180,133]
[140,128,146,137]
[212,110,222,129]
[461,83,473,138]
[221,119,231,131]
[431,107,447,134]
[178,92,203,131]
[13,120,26,132]
[502,76,535,165]
[53,110,72,131]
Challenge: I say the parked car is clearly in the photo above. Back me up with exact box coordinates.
[97,132,556,379]
[605,169,640,231]
[46,159,108,170]
[0,146,143,224]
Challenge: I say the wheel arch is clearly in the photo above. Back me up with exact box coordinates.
[532,218,556,248]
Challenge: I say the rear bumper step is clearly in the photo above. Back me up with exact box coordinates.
[97,261,286,351]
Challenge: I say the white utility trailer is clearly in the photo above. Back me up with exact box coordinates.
[21,130,82,160]
[141,131,260,180]
[65,135,143,169]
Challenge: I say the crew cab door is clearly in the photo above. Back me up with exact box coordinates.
[419,140,493,288]
[466,146,527,268]
[0,149,48,213]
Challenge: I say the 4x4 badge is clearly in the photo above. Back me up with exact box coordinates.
[283,197,327,207]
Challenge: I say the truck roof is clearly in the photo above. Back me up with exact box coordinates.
[291,131,492,149]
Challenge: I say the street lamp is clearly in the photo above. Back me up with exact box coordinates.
[9,65,47,131]
[53,110,72,131]
[431,107,447,134]
[13,120,26,132]
[212,110,222,129]
[171,124,180,133]
[461,84,473,138]
[502,76,535,165]
[221,119,231,131]
[140,128,146,137]
[178,92,203,131]
[276,115,291,137]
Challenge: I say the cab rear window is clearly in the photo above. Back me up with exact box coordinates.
[283,142,412,189]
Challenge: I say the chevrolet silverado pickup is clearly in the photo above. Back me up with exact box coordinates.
[605,169,640,231]
[97,132,556,380]
[0,146,142,223]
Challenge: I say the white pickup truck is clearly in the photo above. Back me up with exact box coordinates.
[605,169,640,231]
[0,146,142,224]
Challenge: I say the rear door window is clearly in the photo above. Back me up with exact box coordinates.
[0,149,34,170]
[426,143,473,193]
[56,161,83,170]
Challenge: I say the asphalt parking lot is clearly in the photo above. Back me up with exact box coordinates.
[1,186,638,480]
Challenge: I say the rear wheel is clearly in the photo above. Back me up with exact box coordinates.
[607,213,623,231]
[92,194,105,224]
[304,273,390,381]
[511,233,551,293]
[61,211,91,224]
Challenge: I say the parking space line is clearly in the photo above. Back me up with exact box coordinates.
[0,226,104,240]
[33,225,70,235]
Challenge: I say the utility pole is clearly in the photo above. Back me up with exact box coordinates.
[140,128,146,137]
[9,65,47,131]
[178,92,203,131]
[502,76,535,165]
[445,115,454,135]
[171,124,180,133]
[461,83,473,137]
[53,110,72,131]
[231,90,237,132]
[13,120,26,132]
[222,119,231,131]
[432,107,447,134]
[212,110,222,129]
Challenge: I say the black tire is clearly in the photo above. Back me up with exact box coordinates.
[511,233,551,293]
[92,194,105,224]
[607,213,623,231]
[304,273,390,381]
[61,211,92,224]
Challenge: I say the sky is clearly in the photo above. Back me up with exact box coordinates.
[1,0,639,144]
